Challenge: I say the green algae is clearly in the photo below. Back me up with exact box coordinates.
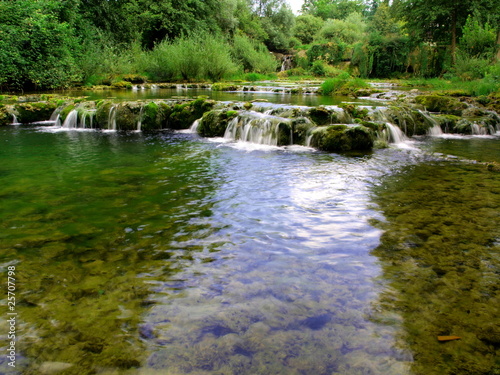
[371,161,500,375]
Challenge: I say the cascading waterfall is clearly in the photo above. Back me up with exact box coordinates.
[471,123,489,135]
[108,105,117,131]
[420,110,443,136]
[384,122,409,144]
[223,112,291,146]
[62,110,78,129]
[11,114,19,125]
[137,106,144,132]
[80,110,95,129]
[190,119,200,133]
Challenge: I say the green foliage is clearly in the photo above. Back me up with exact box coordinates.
[293,15,324,44]
[231,33,278,73]
[320,73,369,96]
[302,0,367,21]
[315,12,366,45]
[453,55,491,80]
[307,43,347,65]
[459,15,497,59]
[311,61,327,76]
[0,0,82,90]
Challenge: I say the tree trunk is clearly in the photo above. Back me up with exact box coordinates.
[451,9,457,65]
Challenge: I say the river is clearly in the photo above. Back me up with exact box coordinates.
[0,88,499,374]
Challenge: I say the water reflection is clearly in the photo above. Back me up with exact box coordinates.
[140,146,413,374]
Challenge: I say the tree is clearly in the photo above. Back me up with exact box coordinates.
[293,14,324,44]
[399,0,500,65]
[301,0,367,20]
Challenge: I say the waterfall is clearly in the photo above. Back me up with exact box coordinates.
[223,112,290,146]
[190,119,200,133]
[62,110,78,129]
[385,123,409,144]
[11,114,19,125]
[108,105,117,130]
[81,111,95,129]
[428,124,443,136]
[137,106,144,132]
[471,123,489,135]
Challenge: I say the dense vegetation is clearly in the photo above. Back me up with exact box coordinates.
[0,0,499,92]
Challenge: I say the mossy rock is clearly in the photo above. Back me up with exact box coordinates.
[94,101,114,129]
[197,110,239,137]
[277,122,293,146]
[167,99,215,129]
[115,102,142,130]
[59,104,76,123]
[14,102,57,123]
[414,95,468,116]
[308,107,332,126]
[292,118,316,145]
[309,124,374,152]
[339,103,369,120]
[0,105,13,126]
[111,81,133,89]
[378,106,434,136]
[434,114,461,133]
[140,102,161,131]
[211,83,239,91]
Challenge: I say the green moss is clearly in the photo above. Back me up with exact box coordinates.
[141,102,160,131]
[211,83,239,91]
[339,104,368,120]
[167,99,215,129]
[310,124,374,152]
[14,102,57,123]
[371,162,500,375]
[308,107,332,126]
[0,105,13,126]
[111,80,133,89]
[59,104,75,123]
[197,110,238,137]
[414,95,468,116]
[292,118,316,146]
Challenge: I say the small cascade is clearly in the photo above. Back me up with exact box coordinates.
[108,105,117,130]
[471,123,489,135]
[80,110,95,129]
[428,124,443,136]
[62,110,78,129]
[49,106,64,127]
[384,123,409,144]
[223,112,291,146]
[137,106,144,131]
[11,114,20,125]
[190,119,200,133]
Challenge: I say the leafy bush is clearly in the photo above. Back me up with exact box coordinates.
[311,61,326,76]
[293,14,324,44]
[460,14,496,59]
[231,33,278,73]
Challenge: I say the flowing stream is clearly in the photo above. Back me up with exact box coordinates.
[0,92,499,374]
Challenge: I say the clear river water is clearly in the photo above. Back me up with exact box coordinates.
[0,88,499,375]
